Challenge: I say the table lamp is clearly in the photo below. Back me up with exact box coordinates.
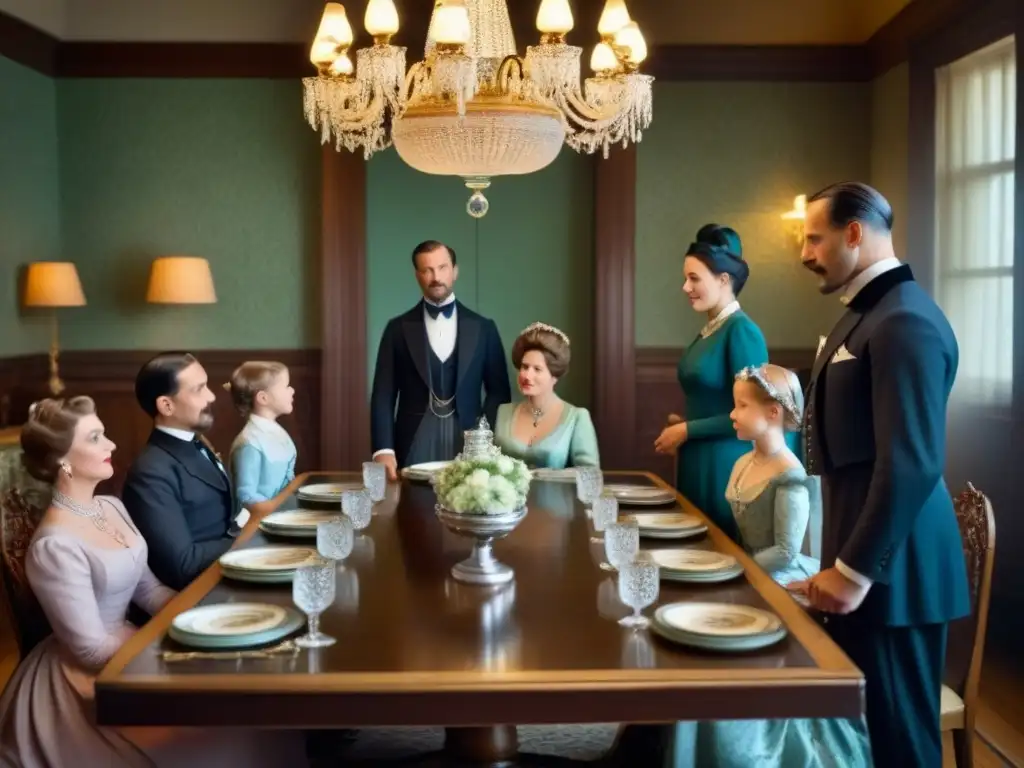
[23,261,87,395]
[146,256,217,304]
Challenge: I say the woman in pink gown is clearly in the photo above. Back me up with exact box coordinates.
[0,397,307,767]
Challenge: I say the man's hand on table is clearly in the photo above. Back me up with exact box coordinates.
[374,453,399,482]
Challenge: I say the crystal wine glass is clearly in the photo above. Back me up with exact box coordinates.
[617,557,660,628]
[590,490,618,543]
[317,517,354,562]
[342,488,372,531]
[362,461,387,504]
[292,559,336,648]
[575,466,603,509]
[602,519,639,572]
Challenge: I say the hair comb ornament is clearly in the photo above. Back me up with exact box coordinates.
[735,365,802,427]
[521,322,570,346]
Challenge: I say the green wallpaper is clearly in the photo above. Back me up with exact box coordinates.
[635,81,872,349]
[870,63,910,265]
[57,79,320,351]
[0,56,60,356]
[367,149,595,407]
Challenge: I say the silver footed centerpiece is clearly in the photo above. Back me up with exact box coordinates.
[432,416,531,586]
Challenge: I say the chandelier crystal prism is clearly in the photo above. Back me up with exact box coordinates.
[302,0,653,217]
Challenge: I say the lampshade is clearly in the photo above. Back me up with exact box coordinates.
[146,256,217,304]
[23,262,86,307]
[782,194,807,220]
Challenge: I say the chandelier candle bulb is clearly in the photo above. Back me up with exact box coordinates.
[365,0,400,40]
[597,0,631,39]
[433,0,472,45]
[590,42,619,73]
[314,3,354,47]
[536,0,574,38]
[329,53,354,77]
[613,21,646,66]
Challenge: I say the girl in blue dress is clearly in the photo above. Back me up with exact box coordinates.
[225,360,297,509]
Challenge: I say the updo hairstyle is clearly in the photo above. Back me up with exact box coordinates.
[224,361,287,417]
[741,364,804,432]
[20,397,97,483]
[511,323,571,379]
[685,223,751,295]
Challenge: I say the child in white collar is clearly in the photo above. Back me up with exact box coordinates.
[225,361,297,509]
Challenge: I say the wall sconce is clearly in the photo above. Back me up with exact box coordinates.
[22,261,87,395]
[781,194,806,246]
[146,256,217,304]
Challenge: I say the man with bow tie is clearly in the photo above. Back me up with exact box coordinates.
[789,182,969,768]
[370,240,511,480]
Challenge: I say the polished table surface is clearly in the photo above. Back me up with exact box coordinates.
[96,472,863,728]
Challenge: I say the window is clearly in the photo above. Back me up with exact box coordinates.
[935,35,1016,407]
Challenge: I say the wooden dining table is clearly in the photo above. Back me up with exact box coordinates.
[95,470,864,765]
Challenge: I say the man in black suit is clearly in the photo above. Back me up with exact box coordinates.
[371,240,511,480]
[790,182,970,767]
[122,352,243,590]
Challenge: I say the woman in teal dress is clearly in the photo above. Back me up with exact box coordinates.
[493,322,600,469]
[664,363,872,767]
[654,224,768,542]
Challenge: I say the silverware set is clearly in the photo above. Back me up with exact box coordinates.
[160,639,300,662]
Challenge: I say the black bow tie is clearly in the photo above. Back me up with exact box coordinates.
[424,301,454,320]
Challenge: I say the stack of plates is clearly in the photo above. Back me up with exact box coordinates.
[219,546,320,584]
[531,468,578,482]
[259,509,340,539]
[627,512,708,540]
[168,602,304,649]
[648,549,744,583]
[297,482,362,504]
[652,602,788,652]
[401,461,451,482]
[603,484,676,506]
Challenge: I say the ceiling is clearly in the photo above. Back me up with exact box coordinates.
[1,0,914,45]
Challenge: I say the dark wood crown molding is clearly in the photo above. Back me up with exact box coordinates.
[0,0,974,82]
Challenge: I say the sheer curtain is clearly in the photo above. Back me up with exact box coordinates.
[935,35,1016,407]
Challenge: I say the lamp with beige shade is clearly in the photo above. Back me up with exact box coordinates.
[781,194,807,246]
[22,262,86,395]
[146,256,217,304]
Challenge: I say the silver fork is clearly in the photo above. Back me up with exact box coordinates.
[160,639,300,662]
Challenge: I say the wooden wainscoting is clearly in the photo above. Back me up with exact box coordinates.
[634,347,816,483]
[0,349,321,495]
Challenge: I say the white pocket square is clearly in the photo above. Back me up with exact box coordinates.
[831,344,856,363]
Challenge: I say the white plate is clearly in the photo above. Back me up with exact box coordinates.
[172,603,288,637]
[297,482,362,502]
[649,549,737,573]
[656,602,783,638]
[401,461,451,480]
[603,484,677,505]
[261,509,340,529]
[640,525,708,540]
[219,546,320,573]
[627,512,703,530]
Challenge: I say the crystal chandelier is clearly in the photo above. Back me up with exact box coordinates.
[303,0,653,217]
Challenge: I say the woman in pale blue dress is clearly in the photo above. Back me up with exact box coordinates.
[225,361,298,509]
[667,364,872,767]
[493,322,600,470]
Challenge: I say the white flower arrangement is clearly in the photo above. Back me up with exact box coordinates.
[433,454,532,515]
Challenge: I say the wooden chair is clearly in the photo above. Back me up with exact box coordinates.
[942,482,996,768]
[0,486,53,660]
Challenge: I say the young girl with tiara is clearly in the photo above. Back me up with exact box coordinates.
[663,363,872,767]
[225,361,297,510]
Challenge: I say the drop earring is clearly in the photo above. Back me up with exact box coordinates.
[60,462,72,479]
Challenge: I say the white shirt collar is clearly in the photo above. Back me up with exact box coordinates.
[249,413,286,435]
[840,258,901,305]
[423,294,456,309]
[156,425,195,442]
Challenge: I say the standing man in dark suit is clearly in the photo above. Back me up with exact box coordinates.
[122,352,245,590]
[371,240,511,480]
[789,182,970,767]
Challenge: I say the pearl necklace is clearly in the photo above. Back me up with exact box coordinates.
[52,490,129,549]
